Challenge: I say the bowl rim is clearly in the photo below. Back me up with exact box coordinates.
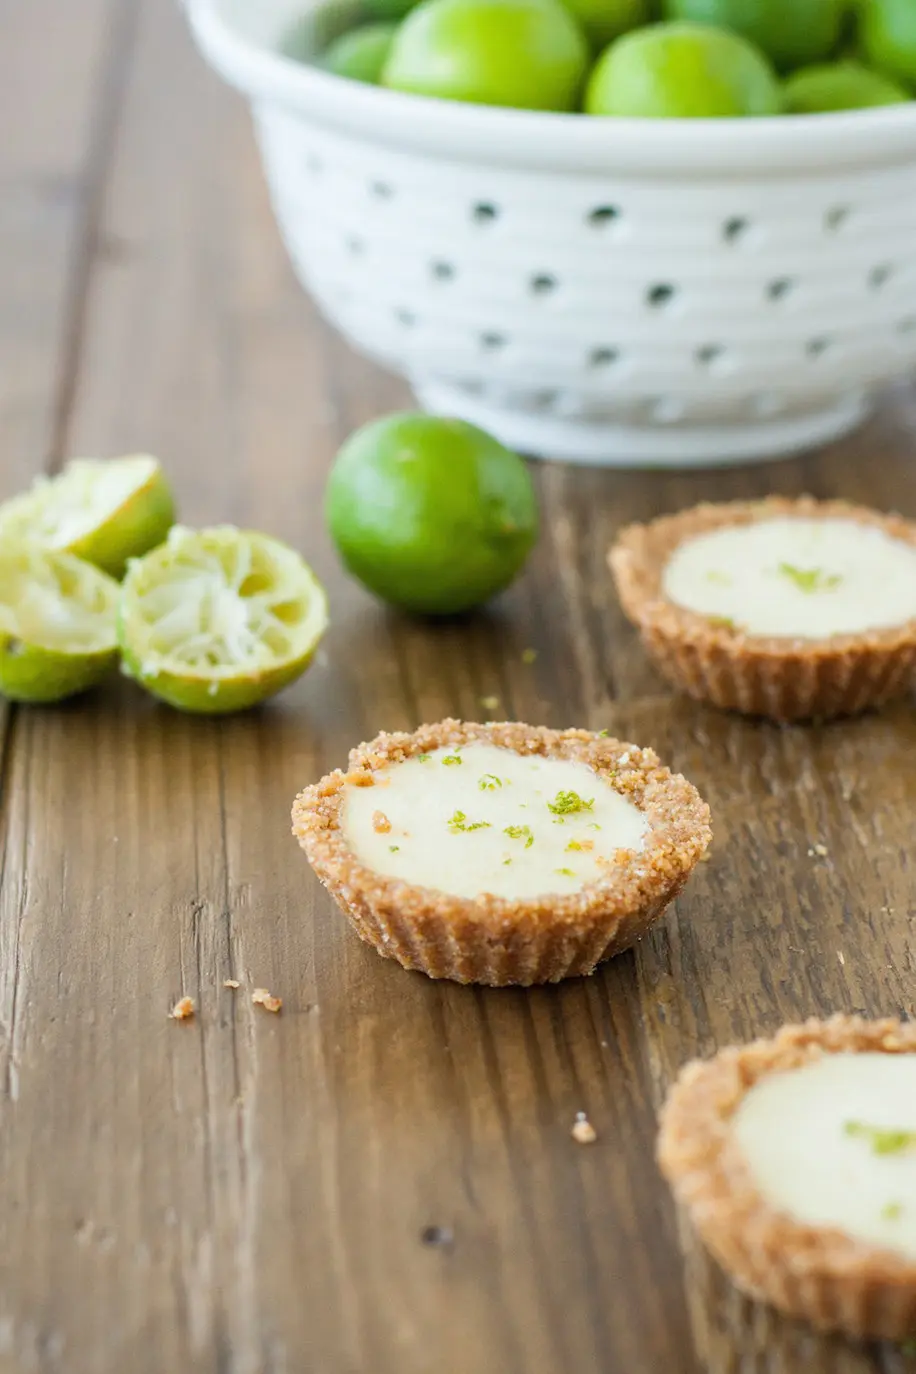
[189,0,916,174]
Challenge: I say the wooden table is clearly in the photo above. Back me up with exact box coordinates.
[1,4,914,1372]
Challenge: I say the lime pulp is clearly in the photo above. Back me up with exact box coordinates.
[0,546,119,703]
[118,526,329,714]
[0,455,175,579]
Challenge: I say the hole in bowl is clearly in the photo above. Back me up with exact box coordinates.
[722,216,751,245]
[480,331,506,352]
[588,346,620,368]
[646,283,676,310]
[370,181,394,200]
[305,153,324,176]
[824,205,852,233]
[345,235,365,257]
[587,205,621,229]
[695,343,727,370]
[898,317,916,336]
[431,261,456,282]
[767,277,796,303]
[395,308,416,328]
[472,203,499,225]
[529,273,557,296]
[868,263,894,291]
[530,389,559,411]
[806,336,833,359]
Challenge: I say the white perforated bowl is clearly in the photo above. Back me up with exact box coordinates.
[189,0,916,467]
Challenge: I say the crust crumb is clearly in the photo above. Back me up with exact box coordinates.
[372,811,392,835]
[809,843,829,858]
[169,996,195,1020]
[571,1112,597,1145]
[223,979,240,989]
[252,988,282,1013]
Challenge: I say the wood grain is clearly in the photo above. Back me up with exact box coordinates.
[1,3,915,1371]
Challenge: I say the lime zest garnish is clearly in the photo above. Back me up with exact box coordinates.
[448,810,490,833]
[844,1121,916,1155]
[588,822,601,831]
[705,570,732,586]
[597,729,609,738]
[502,857,512,865]
[504,824,533,848]
[389,845,400,853]
[556,868,576,877]
[778,562,843,593]
[707,614,737,630]
[442,753,462,766]
[547,790,594,816]
[479,773,504,790]
[416,753,432,763]
[882,1201,903,1221]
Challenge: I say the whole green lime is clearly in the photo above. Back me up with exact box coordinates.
[784,59,910,110]
[861,0,916,87]
[325,414,539,616]
[585,21,782,117]
[382,0,590,111]
[662,0,844,70]
[320,23,399,83]
[558,0,652,51]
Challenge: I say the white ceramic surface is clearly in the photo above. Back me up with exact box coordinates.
[189,0,916,467]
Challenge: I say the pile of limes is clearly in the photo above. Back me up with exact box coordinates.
[315,0,915,116]
[0,458,327,711]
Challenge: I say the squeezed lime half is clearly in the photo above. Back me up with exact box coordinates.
[0,455,175,579]
[0,546,119,703]
[118,526,329,714]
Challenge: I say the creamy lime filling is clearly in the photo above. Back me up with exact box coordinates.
[733,1053,916,1261]
[342,742,648,900]
[662,518,916,639]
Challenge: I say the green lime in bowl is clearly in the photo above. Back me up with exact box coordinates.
[784,59,910,111]
[663,0,844,71]
[320,22,399,82]
[382,0,590,111]
[586,20,782,117]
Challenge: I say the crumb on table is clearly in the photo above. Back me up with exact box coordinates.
[169,996,195,1021]
[571,1111,597,1145]
[223,979,240,989]
[252,988,282,1013]
[808,843,829,858]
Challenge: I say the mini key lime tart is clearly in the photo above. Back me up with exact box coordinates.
[291,720,710,986]
[658,1017,916,1340]
[609,498,916,723]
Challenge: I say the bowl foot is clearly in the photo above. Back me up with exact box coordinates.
[413,384,870,469]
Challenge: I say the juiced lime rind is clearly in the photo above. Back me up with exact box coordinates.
[0,546,119,703]
[118,526,329,715]
[0,455,176,579]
